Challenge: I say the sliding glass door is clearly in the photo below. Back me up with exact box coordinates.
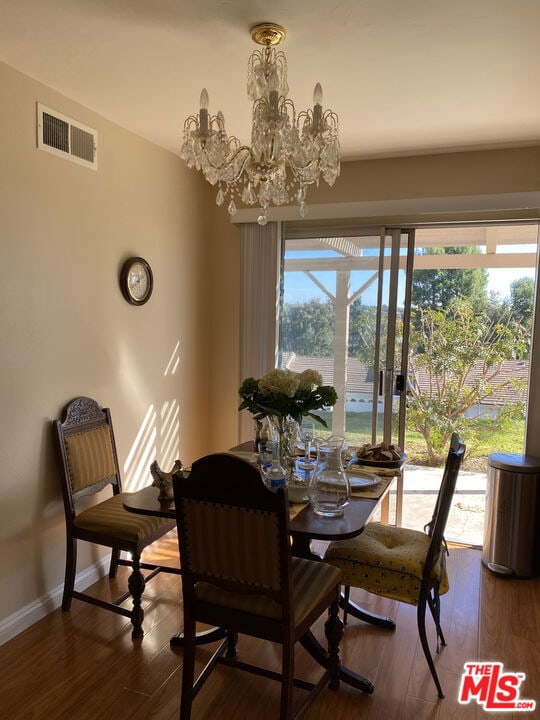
[278,225,413,461]
[277,220,538,541]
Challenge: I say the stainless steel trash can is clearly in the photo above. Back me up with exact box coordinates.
[482,453,540,578]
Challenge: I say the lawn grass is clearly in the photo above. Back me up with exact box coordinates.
[316,411,526,467]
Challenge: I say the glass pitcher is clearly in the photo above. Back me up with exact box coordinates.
[309,435,351,517]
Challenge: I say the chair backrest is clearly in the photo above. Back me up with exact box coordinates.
[173,453,292,612]
[423,432,466,584]
[54,397,122,518]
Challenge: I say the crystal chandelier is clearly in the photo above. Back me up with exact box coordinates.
[180,23,340,226]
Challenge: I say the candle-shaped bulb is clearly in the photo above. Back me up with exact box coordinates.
[313,83,323,106]
[199,88,209,110]
[217,110,225,136]
[199,89,209,138]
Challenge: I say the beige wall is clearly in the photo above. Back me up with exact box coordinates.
[245,145,540,229]
[0,61,240,634]
[310,146,540,203]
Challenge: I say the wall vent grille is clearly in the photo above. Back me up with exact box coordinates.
[37,103,97,170]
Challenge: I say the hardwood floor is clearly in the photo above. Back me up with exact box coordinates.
[2,534,539,720]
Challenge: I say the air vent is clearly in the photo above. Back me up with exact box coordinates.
[37,103,97,170]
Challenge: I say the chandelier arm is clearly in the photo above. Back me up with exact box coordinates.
[285,157,319,184]
[204,145,253,184]
[322,109,340,127]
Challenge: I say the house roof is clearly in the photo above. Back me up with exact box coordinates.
[283,353,529,405]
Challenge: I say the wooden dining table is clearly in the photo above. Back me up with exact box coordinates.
[123,450,396,694]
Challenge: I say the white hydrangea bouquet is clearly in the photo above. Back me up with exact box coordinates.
[238,368,337,426]
[239,368,338,481]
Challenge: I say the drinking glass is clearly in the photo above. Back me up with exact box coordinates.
[298,420,316,470]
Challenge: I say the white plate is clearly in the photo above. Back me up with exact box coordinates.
[346,470,381,489]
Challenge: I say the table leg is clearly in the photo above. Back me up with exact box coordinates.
[299,630,374,694]
[290,535,320,561]
[339,593,396,629]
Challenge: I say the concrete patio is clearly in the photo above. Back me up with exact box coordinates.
[384,464,487,547]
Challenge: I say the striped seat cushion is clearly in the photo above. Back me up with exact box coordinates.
[74,493,174,544]
[324,522,448,605]
[195,557,341,623]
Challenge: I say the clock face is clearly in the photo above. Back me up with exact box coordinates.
[120,257,153,305]
[128,261,149,300]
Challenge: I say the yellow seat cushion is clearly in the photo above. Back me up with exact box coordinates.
[195,557,341,624]
[324,522,448,605]
[74,493,174,545]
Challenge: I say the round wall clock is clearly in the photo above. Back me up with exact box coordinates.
[120,256,154,305]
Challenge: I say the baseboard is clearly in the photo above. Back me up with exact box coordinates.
[0,558,109,646]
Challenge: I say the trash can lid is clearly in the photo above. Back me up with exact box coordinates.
[488,452,540,472]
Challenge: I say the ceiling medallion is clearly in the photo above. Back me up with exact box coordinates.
[180,22,340,225]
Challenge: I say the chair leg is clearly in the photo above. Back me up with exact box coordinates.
[427,592,446,650]
[180,614,196,720]
[226,630,238,658]
[280,636,295,720]
[417,595,444,698]
[62,538,77,610]
[325,598,344,691]
[127,553,146,640]
[342,586,350,624]
[109,548,121,578]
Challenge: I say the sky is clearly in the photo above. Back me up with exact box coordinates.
[487,267,535,298]
[284,263,536,306]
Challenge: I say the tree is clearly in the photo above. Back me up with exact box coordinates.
[508,276,535,327]
[487,276,534,359]
[412,246,489,313]
[281,299,334,356]
[406,300,528,463]
[348,300,385,359]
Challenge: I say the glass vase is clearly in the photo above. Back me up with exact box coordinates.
[269,415,299,482]
[309,435,350,517]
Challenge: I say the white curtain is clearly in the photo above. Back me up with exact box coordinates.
[238,221,282,442]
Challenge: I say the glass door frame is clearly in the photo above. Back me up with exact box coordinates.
[373,228,415,453]
[280,224,416,524]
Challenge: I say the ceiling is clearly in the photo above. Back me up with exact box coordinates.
[1,0,540,162]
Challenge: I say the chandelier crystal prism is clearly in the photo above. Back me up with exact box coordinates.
[180,23,340,225]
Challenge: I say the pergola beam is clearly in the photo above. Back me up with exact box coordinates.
[284,252,537,273]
